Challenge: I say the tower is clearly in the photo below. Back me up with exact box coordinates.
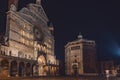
[8,0,18,11]
[48,22,54,35]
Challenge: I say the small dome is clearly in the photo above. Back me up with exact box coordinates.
[77,33,83,39]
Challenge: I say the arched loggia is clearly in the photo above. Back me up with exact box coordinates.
[19,62,25,77]
[10,61,17,77]
[26,63,31,76]
[1,59,9,77]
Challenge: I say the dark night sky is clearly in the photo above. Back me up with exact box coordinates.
[1,0,120,61]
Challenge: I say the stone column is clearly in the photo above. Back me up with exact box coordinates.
[8,60,11,77]
[53,67,55,75]
[0,60,2,73]
[0,44,1,55]
[50,66,52,75]
[54,65,57,76]
[48,65,50,75]
[16,61,19,77]
[24,63,26,77]
[30,64,33,76]
[56,67,58,75]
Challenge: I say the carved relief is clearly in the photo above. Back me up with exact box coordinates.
[36,0,41,5]
[10,4,16,11]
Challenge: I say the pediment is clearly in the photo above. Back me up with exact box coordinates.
[18,3,49,24]
[29,4,48,22]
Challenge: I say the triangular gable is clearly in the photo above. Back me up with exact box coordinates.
[28,4,49,22]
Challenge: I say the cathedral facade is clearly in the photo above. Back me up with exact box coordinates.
[0,0,59,77]
[65,34,97,76]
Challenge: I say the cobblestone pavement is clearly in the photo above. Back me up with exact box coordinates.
[0,76,119,80]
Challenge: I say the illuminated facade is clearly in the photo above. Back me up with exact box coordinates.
[65,34,97,76]
[0,0,59,77]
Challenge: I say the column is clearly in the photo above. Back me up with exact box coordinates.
[54,67,56,75]
[30,63,32,76]
[53,66,55,75]
[24,63,26,77]
[32,64,36,76]
[48,65,50,75]
[16,61,19,77]
[0,44,1,55]
[0,60,2,73]
[8,60,11,77]
[57,66,59,75]
[50,66,52,75]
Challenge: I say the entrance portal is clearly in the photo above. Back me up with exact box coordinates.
[19,62,24,77]
[10,61,17,77]
[38,55,46,76]
[72,64,78,76]
[1,60,9,77]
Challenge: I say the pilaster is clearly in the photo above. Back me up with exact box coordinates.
[30,63,33,76]
[24,62,27,77]
[8,60,12,77]
[16,61,19,77]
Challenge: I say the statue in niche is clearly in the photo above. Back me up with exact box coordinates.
[36,0,41,5]
[10,4,16,11]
